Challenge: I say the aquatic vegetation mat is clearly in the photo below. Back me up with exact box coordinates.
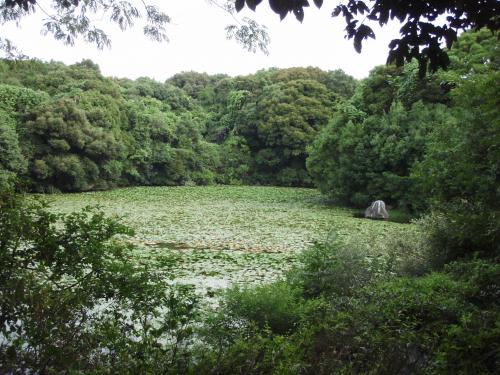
[45,186,413,298]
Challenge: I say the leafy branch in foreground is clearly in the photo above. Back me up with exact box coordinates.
[0,37,27,59]
[225,16,270,55]
[1,0,272,55]
[2,0,171,49]
[209,0,271,55]
[0,189,198,373]
[235,0,500,74]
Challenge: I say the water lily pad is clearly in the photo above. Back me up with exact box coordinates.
[45,186,415,300]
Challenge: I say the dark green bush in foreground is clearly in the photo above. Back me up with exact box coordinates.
[419,203,500,268]
[196,239,499,374]
[297,264,499,374]
[0,189,198,374]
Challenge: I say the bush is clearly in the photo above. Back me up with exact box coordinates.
[289,236,389,298]
[385,202,500,277]
[296,263,499,374]
[418,202,500,268]
[0,189,198,374]
[384,224,434,277]
[220,281,306,335]
[191,168,215,185]
[196,282,310,374]
[196,233,499,375]
[194,327,303,375]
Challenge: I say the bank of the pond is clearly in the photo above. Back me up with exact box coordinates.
[44,186,414,297]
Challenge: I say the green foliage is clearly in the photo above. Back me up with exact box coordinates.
[195,325,303,375]
[198,234,499,374]
[407,31,500,265]
[0,83,49,189]
[412,71,500,210]
[307,100,448,208]
[20,97,126,191]
[0,83,48,112]
[1,31,499,372]
[351,64,401,115]
[216,135,252,184]
[229,70,338,186]
[445,28,500,78]
[0,112,27,188]
[170,67,356,187]
[296,264,499,374]
[254,79,333,184]
[0,188,199,373]
[0,59,363,190]
[167,71,228,104]
[417,203,500,267]
[289,236,388,298]
[221,282,305,335]
[308,30,498,210]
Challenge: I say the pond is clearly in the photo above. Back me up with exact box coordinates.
[45,185,413,300]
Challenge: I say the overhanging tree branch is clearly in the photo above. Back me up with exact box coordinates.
[235,0,500,74]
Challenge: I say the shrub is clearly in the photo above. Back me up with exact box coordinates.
[297,264,499,374]
[385,224,434,277]
[194,327,303,375]
[196,236,499,375]
[220,281,306,335]
[0,189,198,373]
[418,202,500,268]
[386,202,500,276]
[289,236,389,298]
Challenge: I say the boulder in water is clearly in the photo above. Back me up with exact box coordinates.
[364,200,389,220]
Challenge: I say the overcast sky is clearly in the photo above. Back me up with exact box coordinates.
[1,0,403,81]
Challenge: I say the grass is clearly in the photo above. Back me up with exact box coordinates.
[44,185,414,299]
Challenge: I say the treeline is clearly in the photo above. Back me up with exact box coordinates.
[0,59,355,192]
[309,29,499,211]
[1,29,498,214]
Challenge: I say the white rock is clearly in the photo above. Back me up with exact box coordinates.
[364,200,389,220]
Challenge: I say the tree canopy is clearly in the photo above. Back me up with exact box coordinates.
[0,57,358,190]
[0,29,497,199]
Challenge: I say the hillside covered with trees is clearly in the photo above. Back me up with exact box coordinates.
[0,59,356,191]
[1,28,498,212]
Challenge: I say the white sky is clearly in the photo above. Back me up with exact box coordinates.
[1,0,403,81]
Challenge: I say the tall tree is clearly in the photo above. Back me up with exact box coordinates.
[238,75,335,186]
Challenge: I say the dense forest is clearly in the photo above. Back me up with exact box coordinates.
[0,57,355,191]
[1,29,498,213]
[1,28,499,373]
